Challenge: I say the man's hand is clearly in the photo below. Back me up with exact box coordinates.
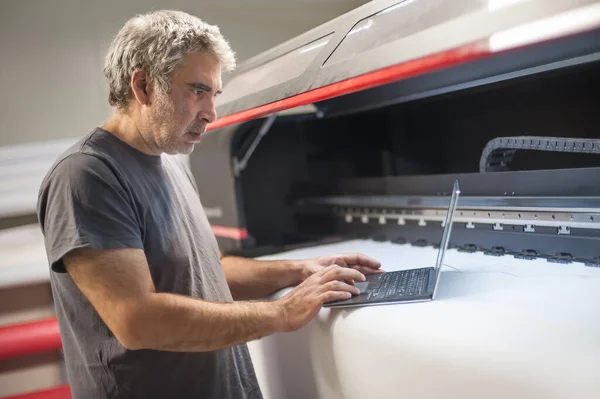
[275,265,366,332]
[298,253,383,281]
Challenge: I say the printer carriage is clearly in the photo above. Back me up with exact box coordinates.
[190,0,600,266]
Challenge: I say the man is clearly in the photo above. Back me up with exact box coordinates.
[36,9,382,399]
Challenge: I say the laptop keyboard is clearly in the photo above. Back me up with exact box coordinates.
[366,268,430,300]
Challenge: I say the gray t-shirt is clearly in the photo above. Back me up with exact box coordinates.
[37,128,262,399]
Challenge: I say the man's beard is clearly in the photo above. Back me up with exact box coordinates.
[145,92,207,155]
[146,92,186,155]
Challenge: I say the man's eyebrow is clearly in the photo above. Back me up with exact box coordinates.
[187,82,223,95]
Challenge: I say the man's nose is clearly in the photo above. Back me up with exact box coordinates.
[199,97,217,124]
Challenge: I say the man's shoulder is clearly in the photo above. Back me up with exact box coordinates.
[49,151,111,178]
[38,129,125,199]
[44,130,112,178]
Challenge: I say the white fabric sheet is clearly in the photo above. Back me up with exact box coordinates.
[247,239,600,399]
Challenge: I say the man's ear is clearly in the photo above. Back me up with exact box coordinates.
[130,69,151,105]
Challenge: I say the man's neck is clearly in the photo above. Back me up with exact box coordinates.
[102,111,160,156]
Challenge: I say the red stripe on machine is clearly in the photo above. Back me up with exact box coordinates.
[0,317,62,360]
[207,41,490,131]
[211,225,248,240]
[2,385,71,399]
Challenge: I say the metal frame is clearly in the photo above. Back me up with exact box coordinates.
[232,114,277,177]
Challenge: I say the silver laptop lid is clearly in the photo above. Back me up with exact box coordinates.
[434,180,461,277]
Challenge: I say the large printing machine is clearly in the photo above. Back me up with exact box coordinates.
[192,1,600,398]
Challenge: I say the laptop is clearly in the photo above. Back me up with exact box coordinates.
[324,180,460,308]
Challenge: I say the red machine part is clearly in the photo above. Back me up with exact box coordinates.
[2,385,71,399]
[0,318,61,360]
[0,318,70,398]
[207,41,491,131]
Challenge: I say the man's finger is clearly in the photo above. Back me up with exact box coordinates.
[318,264,340,275]
[321,265,365,282]
[321,291,352,304]
[351,265,385,275]
[338,253,381,269]
[322,280,360,296]
[331,256,348,268]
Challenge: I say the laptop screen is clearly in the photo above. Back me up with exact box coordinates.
[434,180,461,277]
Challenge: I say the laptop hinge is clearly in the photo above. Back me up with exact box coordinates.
[427,268,436,293]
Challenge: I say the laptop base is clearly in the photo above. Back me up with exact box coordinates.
[324,267,436,308]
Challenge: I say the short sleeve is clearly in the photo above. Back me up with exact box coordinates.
[37,153,144,272]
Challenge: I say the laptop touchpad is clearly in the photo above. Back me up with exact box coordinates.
[354,282,369,294]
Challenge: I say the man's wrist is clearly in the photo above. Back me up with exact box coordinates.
[286,259,309,285]
[262,300,287,333]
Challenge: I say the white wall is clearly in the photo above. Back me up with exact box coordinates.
[0,0,370,147]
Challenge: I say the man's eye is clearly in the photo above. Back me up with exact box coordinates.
[193,89,205,95]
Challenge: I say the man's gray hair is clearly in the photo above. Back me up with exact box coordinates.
[104,10,236,109]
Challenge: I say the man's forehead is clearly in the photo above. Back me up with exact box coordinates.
[180,52,221,74]
[175,52,222,86]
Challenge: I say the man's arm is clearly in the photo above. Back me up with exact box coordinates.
[64,247,364,352]
[221,256,304,301]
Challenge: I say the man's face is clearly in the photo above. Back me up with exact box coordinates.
[142,51,222,155]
